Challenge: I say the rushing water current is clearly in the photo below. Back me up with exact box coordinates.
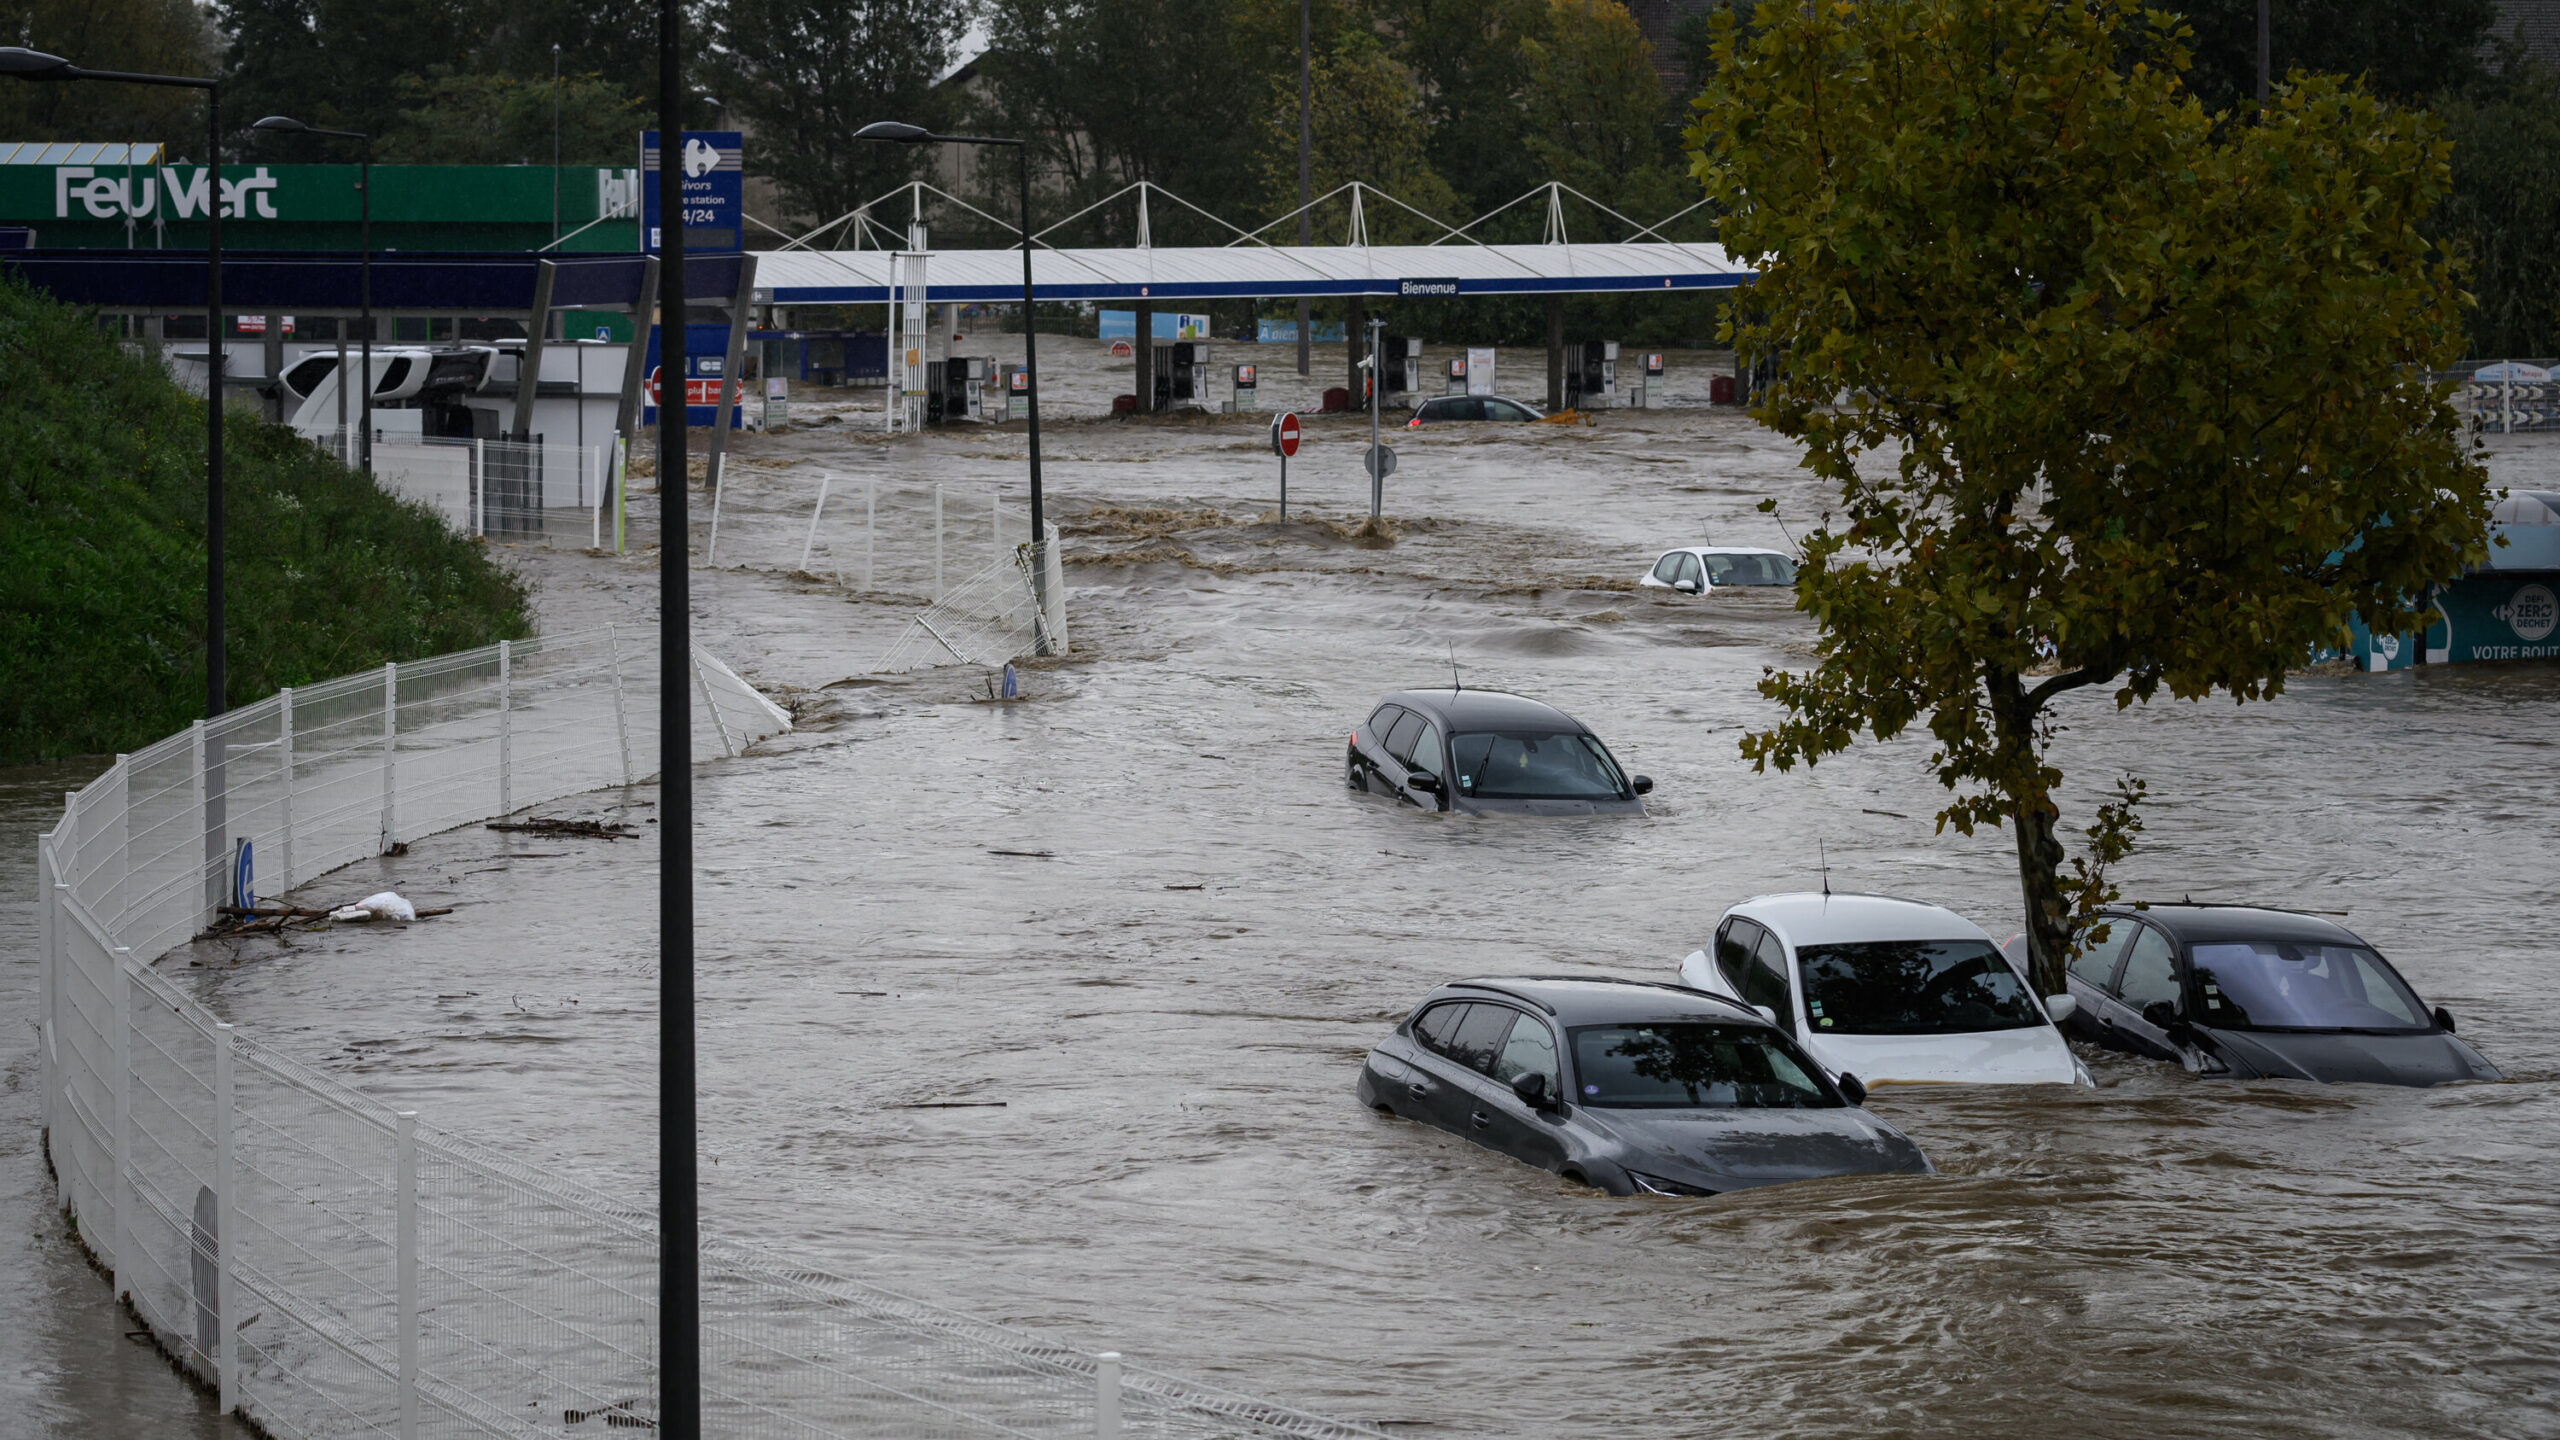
[10,348,2559,1437]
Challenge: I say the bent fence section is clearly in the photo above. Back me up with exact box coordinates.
[34,628,1374,1440]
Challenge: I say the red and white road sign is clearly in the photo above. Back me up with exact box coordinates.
[645,367,739,408]
[1272,411,1302,458]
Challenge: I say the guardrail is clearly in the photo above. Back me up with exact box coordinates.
[33,626,1376,1440]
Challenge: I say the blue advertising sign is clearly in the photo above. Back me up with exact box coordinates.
[639,130,742,255]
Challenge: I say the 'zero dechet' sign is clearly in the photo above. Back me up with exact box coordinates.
[1272,412,1301,457]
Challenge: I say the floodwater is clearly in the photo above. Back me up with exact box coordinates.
[12,341,2560,1437]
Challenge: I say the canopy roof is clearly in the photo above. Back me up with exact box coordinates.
[751,241,1749,306]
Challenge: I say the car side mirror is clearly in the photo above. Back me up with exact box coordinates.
[1406,772,1442,794]
[1630,775,1654,795]
[1751,1005,1778,1026]
[1509,1071,1550,1108]
[1836,1072,1867,1107]
[2141,999,2180,1030]
[1675,579,1700,594]
[2043,994,2078,1025]
[2433,1005,2456,1034]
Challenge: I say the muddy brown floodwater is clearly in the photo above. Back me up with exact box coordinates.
[10,345,2559,1438]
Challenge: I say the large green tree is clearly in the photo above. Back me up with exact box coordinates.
[2164,0,2499,112]
[704,0,966,234]
[1692,0,2491,991]
[0,0,214,148]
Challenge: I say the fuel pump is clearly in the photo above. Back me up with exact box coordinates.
[1378,337,1422,404]
[1446,356,1468,395]
[1000,364,1030,421]
[1152,340,1211,410]
[1233,363,1258,411]
[1635,352,1665,409]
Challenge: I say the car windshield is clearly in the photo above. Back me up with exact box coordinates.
[1702,553,1797,586]
[2187,941,2432,1031]
[1569,1024,1837,1108]
[1449,731,1626,800]
[1795,940,2045,1035]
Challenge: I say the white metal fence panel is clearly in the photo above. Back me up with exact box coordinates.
[32,628,1380,1440]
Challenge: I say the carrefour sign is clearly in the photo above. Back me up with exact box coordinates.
[52,165,280,220]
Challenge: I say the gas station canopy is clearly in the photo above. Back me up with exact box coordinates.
[749,241,1750,306]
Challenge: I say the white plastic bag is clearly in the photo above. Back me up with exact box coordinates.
[329,891,418,923]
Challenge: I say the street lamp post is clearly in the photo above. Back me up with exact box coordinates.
[1,47,223,720]
[852,121,1052,655]
[251,117,372,476]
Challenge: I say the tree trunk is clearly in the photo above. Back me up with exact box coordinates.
[1991,671,2074,996]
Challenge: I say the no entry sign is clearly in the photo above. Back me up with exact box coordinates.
[647,368,737,409]
[1271,411,1301,458]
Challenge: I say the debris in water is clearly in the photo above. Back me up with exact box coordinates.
[330,892,419,923]
[488,818,639,841]
[986,849,1054,858]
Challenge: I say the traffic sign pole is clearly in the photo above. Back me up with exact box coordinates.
[1271,411,1301,520]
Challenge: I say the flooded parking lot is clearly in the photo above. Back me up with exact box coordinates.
[12,345,2560,1436]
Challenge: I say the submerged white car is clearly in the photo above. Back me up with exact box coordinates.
[1676,893,2091,1087]
[1638,546,1797,594]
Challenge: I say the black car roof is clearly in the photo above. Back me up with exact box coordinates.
[2102,903,2366,947]
[1383,688,1588,734]
[1431,975,1764,1027]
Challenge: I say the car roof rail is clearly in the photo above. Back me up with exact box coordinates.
[2117,898,2354,918]
[1452,975,1762,1020]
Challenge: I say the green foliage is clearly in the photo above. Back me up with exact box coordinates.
[376,70,646,166]
[1252,30,1465,241]
[707,0,968,234]
[2160,0,2497,112]
[213,0,662,157]
[1692,0,2490,989]
[0,0,213,145]
[0,275,531,765]
[2431,58,2560,357]
[1520,0,1690,223]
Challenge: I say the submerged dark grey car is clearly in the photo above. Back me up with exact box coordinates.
[1356,976,1932,1197]
[1347,689,1650,816]
[2054,904,2501,1086]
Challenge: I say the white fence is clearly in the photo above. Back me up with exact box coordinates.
[317,432,621,547]
[33,629,1379,1440]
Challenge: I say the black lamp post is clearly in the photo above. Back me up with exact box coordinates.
[251,116,371,476]
[1,46,224,720]
[852,120,1052,652]
[652,0,698,1435]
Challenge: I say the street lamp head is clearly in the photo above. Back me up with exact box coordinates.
[250,114,314,134]
[0,46,74,79]
[854,120,931,144]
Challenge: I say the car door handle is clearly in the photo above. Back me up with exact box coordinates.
[1407,1080,1430,1097]
[1469,1110,1493,1130]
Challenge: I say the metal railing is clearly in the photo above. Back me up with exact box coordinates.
[33,628,1377,1440]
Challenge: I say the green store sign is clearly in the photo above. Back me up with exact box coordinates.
[1,161,644,249]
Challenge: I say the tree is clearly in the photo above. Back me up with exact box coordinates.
[2162,0,2498,112]
[970,0,1268,246]
[704,0,966,233]
[1370,0,1553,217]
[376,70,647,166]
[1520,0,1689,232]
[1252,30,1464,241]
[0,0,215,147]
[1690,0,2491,992]
[2432,58,2560,357]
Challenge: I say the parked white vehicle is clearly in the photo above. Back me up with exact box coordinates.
[1638,545,1797,594]
[1677,893,2091,1087]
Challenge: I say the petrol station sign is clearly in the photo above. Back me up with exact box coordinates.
[640,130,743,254]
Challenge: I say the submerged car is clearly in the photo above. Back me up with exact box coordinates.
[1356,976,1932,1197]
[1348,688,1651,816]
[2055,903,2500,1086]
[1638,546,1798,595]
[1678,894,2090,1087]
[1405,394,1545,426]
